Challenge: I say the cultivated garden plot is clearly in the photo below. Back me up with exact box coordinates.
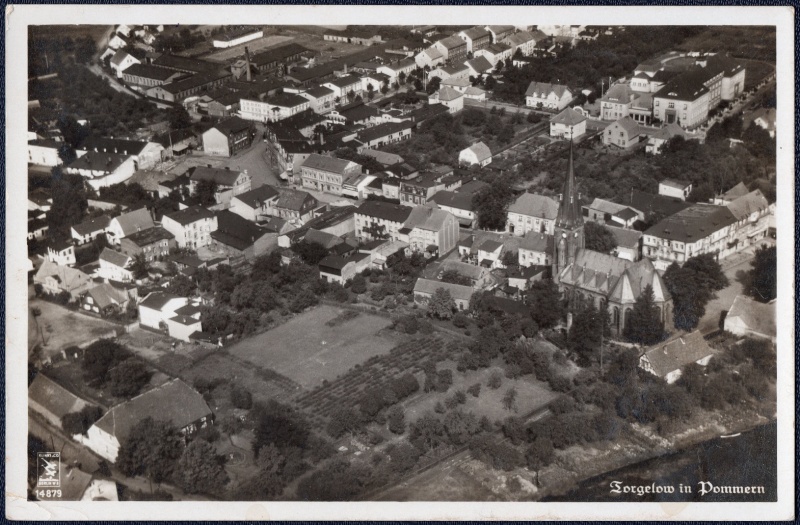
[227,305,399,389]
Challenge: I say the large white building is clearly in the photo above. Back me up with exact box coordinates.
[161,205,219,249]
[525,82,573,111]
[506,193,559,236]
[239,93,311,122]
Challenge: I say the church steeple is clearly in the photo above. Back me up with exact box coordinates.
[555,139,583,230]
[552,138,585,282]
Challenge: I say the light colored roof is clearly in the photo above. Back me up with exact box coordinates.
[302,153,357,174]
[423,47,444,60]
[526,81,570,98]
[720,181,750,201]
[601,83,636,103]
[466,56,493,73]
[413,278,474,302]
[113,208,155,237]
[34,260,91,291]
[605,224,642,249]
[405,206,452,232]
[464,86,486,96]
[437,86,464,102]
[612,116,641,136]
[438,35,466,50]
[551,107,587,126]
[725,190,769,221]
[93,379,211,441]
[110,50,134,67]
[660,178,691,190]
[586,198,628,215]
[642,331,714,378]
[99,248,131,268]
[442,77,471,88]
[461,27,491,40]
[303,228,342,249]
[359,148,404,166]
[86,282,129,310]
[726,295,775,337]
[508,193,558,219]
[29,374,88,419]
[275,188,316,212]
[440,260,485,281]
[463,141,492,162]
[233,185,279,209]
[519,232,553,253]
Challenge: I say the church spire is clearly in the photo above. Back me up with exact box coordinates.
[555,138,583,230]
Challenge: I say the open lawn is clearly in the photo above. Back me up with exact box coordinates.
[29,297,119,358]
[227,305,398,389]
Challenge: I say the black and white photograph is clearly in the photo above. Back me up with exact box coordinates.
[6,4,794,521]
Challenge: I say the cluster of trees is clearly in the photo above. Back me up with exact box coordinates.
[81,339,152,398]
[472,180,516,230]
[326,373,419,438]
[116,417,229,496]
[743,245,777,303]
[491,27,704,104]
[61,405,104,436]
[663,254,729,331]
[383,113,469,168]
[154,27,206,53]
[583,222,618,254]
[28,33,96,76]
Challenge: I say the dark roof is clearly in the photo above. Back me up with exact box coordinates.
[266,92,310,108]
[616,207,639,221]
[156,71,232,95]
[356,121,414,144]
[212,116,252,137]
[305,85,334,98]
[554,142,582,230]
[457,179,490,195]
[153,54,222,74]
[66,151,130,173]
[275,188,317,212]
[340,102,381,122]
[644,204,736,242]
[93,379,211,441]
[210,210,268,251]
[626,189,692,218]
[430,190,474,212]
[139,291,183,311]
[123,226,174,247]
[165,205,216,226]
[28,374,87,420]
[654,71,709,101]
[302,153,358,174]
[113,208,155,237]
[190,166,245,187]
[122,63,181,81]
[155,128,197,148]
[356,200,413,223]
[99,248,131,268]
[325,74,363,89]
[319,253,369,275]
[250,43,310,67]
[72,215,111,236]
[234,184,280,209]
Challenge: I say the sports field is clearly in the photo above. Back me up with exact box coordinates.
[227,305,398,389]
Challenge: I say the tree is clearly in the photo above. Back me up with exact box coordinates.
[31,307,46,345]
[387,405,405,434]
[568,302,610,366]
[440,269,472,286]
[193,180,218,206]
[130,253,150,280]
[168,105,192,131]
[527,279,565,329]
[484,75,497,90]
[498,122,515,144]
[61,405,103,436]
[107,358,152,397]
[502,387,518,412]
[293,240,329,265]
[428,288,456,320]
[116,418,183,484]
[473,181,515,230]
[251,400,310,456]
[745,245,776,302]
[584,222,617,253]
[81,339,131,386]
[230,385,253,409]
[525,437,555,478]
[363,221,389,240]
[623,284,664,345]
[175,438,229,495]
[664,254,728,331]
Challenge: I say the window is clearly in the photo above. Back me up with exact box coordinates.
[668,102,675,109]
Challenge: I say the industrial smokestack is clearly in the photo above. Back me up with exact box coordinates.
[245,46,252,82]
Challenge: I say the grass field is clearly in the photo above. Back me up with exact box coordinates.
[227,305,398,389]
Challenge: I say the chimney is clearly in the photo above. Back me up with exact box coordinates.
[245,46,252,82]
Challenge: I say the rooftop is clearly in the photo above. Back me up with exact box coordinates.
[642,331,714,378]
[356,199,413,223]
[124,226,174,247]
[190,166,245,187]
[165,205,216,226]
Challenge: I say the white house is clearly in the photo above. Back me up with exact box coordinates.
[525,82,573,111]
[474,43,513,66]
[639,331,714,384]
[415,46,445,69]
[97,248,133,283]
[230,184,280,222]
[71,216,112,245]
[724,295,776,342]
[107,208,155,245]
[404,205,460,256]
[297,85,336,114]
[138,291,189,331]
[518,232,553,267]
[78,379,212,462]
[213,28,264,48]
[109,50,141,78]
[658,179,693,201]
[413,278,473,311]
[430,190,477,228]
[507,193,559,236]
[458,142,492,167]
[377,58,416,81]
[240,94,311,122]
[355,200,413,243]
[161,205,219,249]
[429,86,464,114]
[64,152,138,190]
[28,140,63,167]
[550,107,587,139]
[46,239,76,267]
[322,74,364,104]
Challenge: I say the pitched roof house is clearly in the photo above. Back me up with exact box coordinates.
[724,295,776,342]
[107,208,155,244]
[639,331,714,384]
[525,82,573,111]
[28,374,89,430]
[458,142,492,167]
[413,278,474,310]
[79,379,212,462]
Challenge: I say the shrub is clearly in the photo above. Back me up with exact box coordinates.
[452,313,469,328]
[488,370,503,389]
[435,369,453,393]
[387,406,405,434]
[445,396,459,409]
[434,401,446,414]
[454,390,467,404]
[230,385,253,410]
[548,374,572,393]
[467,383,481,398]
[549,395,576,415]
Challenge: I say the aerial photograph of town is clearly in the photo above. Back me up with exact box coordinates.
[22,18,781,509]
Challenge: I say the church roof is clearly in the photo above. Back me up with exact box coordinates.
[555,141,583,230]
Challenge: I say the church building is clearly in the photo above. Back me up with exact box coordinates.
[551,142,672,336]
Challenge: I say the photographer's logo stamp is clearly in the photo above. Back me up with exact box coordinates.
[37,452,60,487]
